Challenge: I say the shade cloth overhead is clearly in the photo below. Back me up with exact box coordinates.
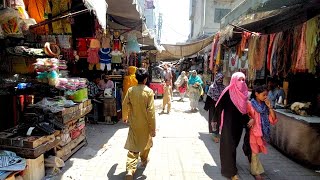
[161,35,214,59]
[106,0,143,20]
[108,18,155,46]
[83,0,108,29]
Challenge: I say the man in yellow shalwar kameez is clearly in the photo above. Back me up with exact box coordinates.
[122,68,156,180]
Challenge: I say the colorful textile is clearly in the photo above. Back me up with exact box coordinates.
[306,15,320,74]
[111,55,122,64]
[98,48,112,64]
[209,34,219,70]
[267,34,276,71]
[240,32,251,51]
[207,72,225,101]
[247,101,277,154]
[295,22,307,72]
[216,72,248,114]
[250,99,270,141]
[88,82,100,98]
[24,0,51,34]
[51,0,72,34]
[87,48,100,64]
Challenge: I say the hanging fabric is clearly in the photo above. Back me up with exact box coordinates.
[254,35,268,71]
[295,22,307,73]
[240,31,251,51]
[271,32,283,76]
[209,33,219,70]
[267,34,276,72]
[306,15,320,74]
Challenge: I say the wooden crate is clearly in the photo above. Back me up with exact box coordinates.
[55,134,86,160]
[0,138,60,159]
[22,154,45,180]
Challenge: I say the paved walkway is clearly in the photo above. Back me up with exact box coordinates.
[55,96,320,180]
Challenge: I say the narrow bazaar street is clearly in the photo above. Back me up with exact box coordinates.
[55,94,320,180]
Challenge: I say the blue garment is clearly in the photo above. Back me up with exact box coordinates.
[188,75,203,86]
[268,89,279,108]
[0,150,26,180]
[98,48,112,64]
[251,99,270,141]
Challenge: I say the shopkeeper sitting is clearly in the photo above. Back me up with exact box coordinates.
[88,76,103,99]
[268,78,285,108]
[99,75,114,90]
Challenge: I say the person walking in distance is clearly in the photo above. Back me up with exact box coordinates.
[204,72,225,143]
[162,79,172,114]
[188,70,203,112]
[175,71,188,101]
[122,68,156,180]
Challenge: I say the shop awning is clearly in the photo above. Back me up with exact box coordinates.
[107,16,156,46]
[160,35,214,59]
[106,0,144,20]
[219,0,320,43]
[83,0,108,29]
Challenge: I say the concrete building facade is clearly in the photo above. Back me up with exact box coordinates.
[189,0,243,40]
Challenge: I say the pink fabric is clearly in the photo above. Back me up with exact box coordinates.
[247,102,278,154]
[215,72,248,114]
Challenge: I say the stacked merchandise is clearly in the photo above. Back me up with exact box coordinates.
[34,58,68,86]
[55,78,88,103]
[0,97,92,160]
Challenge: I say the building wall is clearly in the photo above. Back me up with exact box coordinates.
[189,0,243,40]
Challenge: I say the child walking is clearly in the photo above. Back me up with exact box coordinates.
[247,85,277,180]
[162,80,172,114]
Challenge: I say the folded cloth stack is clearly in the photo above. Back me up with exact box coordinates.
[0,150,26,180]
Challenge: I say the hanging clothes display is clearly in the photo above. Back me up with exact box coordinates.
[128,53,138,66]
[277,29,293,78]
[240,32,251,51]
[24,0,51,34]
[87,39,101,70]
[267,34,276,72]
[254,35,268,71]
[209,34,219,70]
[215,45,222,66]
[294,23,307,73]
[51,0,72,34]
[228,46,238,73]
[270,32,283,76]
[99,48,112,71]
[306,15,320,74]
[248,35,258,69]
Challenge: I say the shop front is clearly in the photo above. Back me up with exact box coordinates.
[213,2,320,167]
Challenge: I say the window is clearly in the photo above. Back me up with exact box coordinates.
[214,8,231,23]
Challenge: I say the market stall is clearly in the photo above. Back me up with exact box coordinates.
[214,8,320,167]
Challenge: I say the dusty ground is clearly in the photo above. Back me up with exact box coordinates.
[52,95,320,180]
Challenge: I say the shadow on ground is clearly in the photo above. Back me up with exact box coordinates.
[107,164,147,180]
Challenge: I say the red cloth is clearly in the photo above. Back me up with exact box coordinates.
[240,32,251,51]
[87,48,100,64]
[267,34,276,71]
